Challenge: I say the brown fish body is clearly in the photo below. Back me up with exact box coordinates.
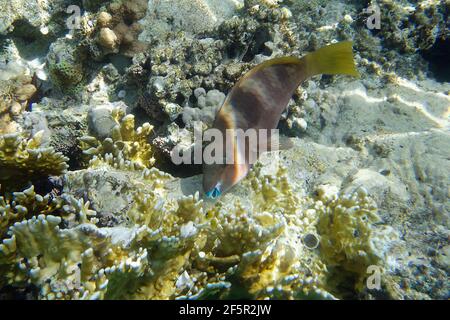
[203,42,359,198]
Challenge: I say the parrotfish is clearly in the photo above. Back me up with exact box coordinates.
[203,41,359,199]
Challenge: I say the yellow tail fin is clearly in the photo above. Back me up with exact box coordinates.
[304,41,360,78]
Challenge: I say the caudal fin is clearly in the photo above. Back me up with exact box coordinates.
[304,41,360,78]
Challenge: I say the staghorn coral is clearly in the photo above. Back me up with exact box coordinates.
[197,164,328,299]
[79,107,155,170]
[0,186,63,238]
[0,213,148,299]
[0,131,68,190]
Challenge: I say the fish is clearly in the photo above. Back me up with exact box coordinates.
[203,41,360,199]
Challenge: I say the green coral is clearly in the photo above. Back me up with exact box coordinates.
[48,60,85,95]
[47,38,86,95]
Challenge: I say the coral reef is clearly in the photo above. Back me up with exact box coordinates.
[0,0,448,301]
[0,60,40,134]
[80,107,155,170]
[0,0,66,35]
[140,0,243,38]
[93,0,149,57]
[127,0,302,160]
[315,185,397,293]
[0,103,397,299]
[47,38,86,95]
[0,131,68,191]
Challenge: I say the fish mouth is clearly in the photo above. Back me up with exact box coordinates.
[205,183,222,199]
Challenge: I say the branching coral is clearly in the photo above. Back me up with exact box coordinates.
[314,184,398,295]
[135,0,295,111]
[0,153,397,300]
[130,0,304,161]
[0,186,63,238]
[0,0,445,301]
[80,107,155,170]
[0,213,151,299]
[0,131,68,190]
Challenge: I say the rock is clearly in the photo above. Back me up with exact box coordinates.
[22,111,51,144]
[139,0,243,40]
[0,0,65,35]
[87,106,118,140]
[204,89,226,108]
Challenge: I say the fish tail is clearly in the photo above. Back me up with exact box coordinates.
[304,41,360,78]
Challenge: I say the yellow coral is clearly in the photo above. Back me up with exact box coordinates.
[0,131,69,190]
[0,148,396,300]
[0,75,36,134]
[80,108,155,170]
[93,0,148,56]
[0,212,153,300]
[0,186,63,238]
[314,185,396,294]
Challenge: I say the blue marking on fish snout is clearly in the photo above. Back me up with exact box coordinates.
[205,183,222,199]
